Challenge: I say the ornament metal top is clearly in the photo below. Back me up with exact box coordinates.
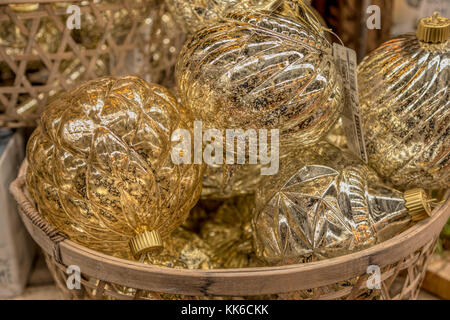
[26,76,204,259]
[176,10,343,149]
[358,12,449,190]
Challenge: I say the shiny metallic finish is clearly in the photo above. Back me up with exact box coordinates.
[358,34,449,190]
[176,12,343,149]
[253,142,411,265]
[26,76,204,258]
[145,228,213,269]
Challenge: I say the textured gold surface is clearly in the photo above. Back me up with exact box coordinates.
[144,228,213,269]
[26,76,204,257]
[176,11,343,149]
[200,196,263,268]
[253,142,418,265]
[416,12,450,43]
[358,33,449,190]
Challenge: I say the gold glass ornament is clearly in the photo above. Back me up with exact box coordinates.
[358,13,450,190]
[176,11,343,148]
[165,0,282,34]
[145,227,213,269]
[253,142,433,266]
[26,76,204,258]
[200,196,263,268]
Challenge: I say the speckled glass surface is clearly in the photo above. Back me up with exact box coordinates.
[253,142,411,265]
[358,34,449,190]
[176,12,343,148]
[26,76,204,257]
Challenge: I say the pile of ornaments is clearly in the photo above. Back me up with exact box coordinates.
[26,0,448,275]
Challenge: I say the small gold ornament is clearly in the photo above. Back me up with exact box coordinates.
[200,196,262,268]
[145,228,213,269]
[253,142,433,265]
[176,11,343,149]
[358,12,449,190]
[26,76,204,258]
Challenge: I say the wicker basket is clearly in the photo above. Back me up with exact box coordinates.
[10,161,450,300]
[0,0,169,128]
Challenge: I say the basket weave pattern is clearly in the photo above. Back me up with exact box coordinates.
[43,240,437,300]
[10,162,450,300]
[0,0,153,128]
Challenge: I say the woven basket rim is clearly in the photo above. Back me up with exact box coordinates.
[10,160,450,296]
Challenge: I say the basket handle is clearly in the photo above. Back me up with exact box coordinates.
[9,161,67,264]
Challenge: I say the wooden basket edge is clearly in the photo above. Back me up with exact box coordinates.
[10,160,450,296]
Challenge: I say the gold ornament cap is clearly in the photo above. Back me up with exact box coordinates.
[129,230,163,258]
[416,12,450,43]
[404,189,433,222]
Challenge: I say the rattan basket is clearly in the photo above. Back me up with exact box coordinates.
[10,161,450,300]
[0,0,180,128]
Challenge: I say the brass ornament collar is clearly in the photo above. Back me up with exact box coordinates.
[129,230,163,258]
[417,12,450,43]
[404,189,433,222]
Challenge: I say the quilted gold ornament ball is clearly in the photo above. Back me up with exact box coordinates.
[176,11,344,148]
[358,13,449,190]
[26,76,204,259]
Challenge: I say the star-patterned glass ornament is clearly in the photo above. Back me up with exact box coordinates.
[253,142,433,265]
